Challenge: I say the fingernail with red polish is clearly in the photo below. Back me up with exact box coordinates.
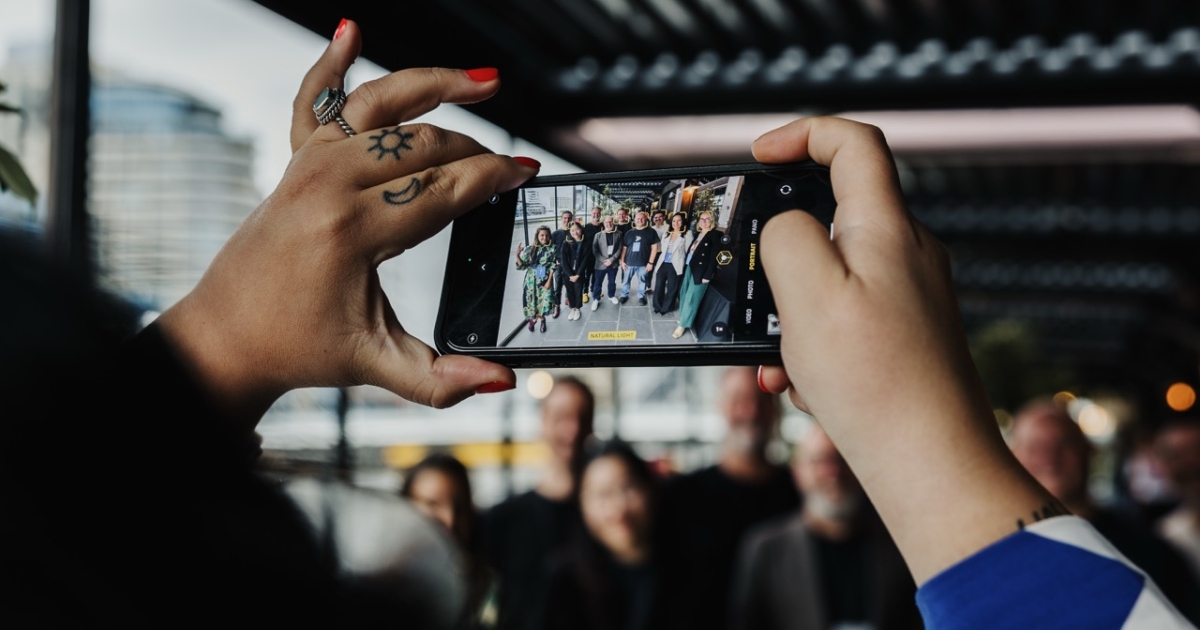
[757,366,769,394]
[465,67,499,82]
[513,156,541,169]
[476,381,516,394]
[334,18,348,40]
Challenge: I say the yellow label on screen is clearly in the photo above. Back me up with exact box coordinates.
[588,331,638,341]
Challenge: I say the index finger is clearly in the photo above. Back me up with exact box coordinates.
[291,18,362,152]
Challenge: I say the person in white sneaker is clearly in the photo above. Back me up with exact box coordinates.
[591,214,621,307]
[559,222,591,324]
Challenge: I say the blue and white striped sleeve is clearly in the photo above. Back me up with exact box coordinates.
[915,515,1196,629]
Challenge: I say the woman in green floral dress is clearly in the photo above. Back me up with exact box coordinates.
[515,225,558,333]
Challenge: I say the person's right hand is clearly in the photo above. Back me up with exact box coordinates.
[155,20,537,429]
[754,117,1059,584]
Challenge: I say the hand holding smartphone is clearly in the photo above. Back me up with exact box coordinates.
[435,162,835,368]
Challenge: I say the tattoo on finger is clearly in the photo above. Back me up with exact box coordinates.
[368,126,415,161]
[382,178,422,206]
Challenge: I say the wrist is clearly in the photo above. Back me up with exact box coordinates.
[155,295,283,430]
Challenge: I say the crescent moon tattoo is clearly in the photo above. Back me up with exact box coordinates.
[382,178,422,206]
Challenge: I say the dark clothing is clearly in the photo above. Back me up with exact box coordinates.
[559,238,592,279]
[551,228,572,306]
[1,237,451,626]
[593,265,618,299]
[485,492,582,630]
[545,544,664,630]
[685,230,723,285]
[731,511,922,630]
[581,223,603,294]
[658,465,800,630]
[582,222,604,251]
[550,228,571,249]
[560,239,591,309]
[621,227,660,268]
[616,221,632,239]
[653,263,682,313]
[1092,507,1200,623]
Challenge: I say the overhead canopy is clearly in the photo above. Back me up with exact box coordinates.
[254,0,1200,416]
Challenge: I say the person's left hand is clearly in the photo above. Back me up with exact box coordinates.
[156,20,536,428]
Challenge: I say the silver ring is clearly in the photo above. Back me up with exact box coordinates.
[312,87,356,136]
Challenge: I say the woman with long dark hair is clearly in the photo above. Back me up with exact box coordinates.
[401,453,493,629]
[544,442,664,630]
[515,225,557,333]
[559,222,593,321]
[653,212,692,317]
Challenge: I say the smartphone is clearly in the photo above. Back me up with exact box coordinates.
[434,162,835,368]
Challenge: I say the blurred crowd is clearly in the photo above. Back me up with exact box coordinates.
[381,369,1171,624]
[393,369,1200,630]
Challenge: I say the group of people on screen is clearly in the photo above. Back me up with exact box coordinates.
[515,206,723,339]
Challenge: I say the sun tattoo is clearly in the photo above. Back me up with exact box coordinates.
[367,127,414,161]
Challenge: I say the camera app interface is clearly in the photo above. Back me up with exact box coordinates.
[492,171,828,349]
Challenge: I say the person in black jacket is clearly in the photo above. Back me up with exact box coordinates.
[549,211,575,319]
[559,223,593,321]
[581,207,605,304]
[673,210,722,339]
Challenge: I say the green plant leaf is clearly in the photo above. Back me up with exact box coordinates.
[0,142,38,204]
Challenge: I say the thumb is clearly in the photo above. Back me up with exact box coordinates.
[373,334,516,409]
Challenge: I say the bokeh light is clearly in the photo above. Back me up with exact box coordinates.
[527,371,555,399]
[1077,403,1114,439]
[1052,391,1076,407]
[1166,382,1197,412]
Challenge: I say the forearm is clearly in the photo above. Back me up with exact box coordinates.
[155,292,285,431]
[832,407,1060,584]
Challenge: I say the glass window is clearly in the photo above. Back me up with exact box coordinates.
[0,0,57,233]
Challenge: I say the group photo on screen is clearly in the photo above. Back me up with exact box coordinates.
[498,176,751,348]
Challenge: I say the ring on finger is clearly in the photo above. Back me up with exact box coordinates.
[312,87,357,137]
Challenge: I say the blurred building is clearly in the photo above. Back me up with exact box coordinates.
[2,43,259,310]
[90,77,258,310]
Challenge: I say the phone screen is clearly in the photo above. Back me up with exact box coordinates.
[438,164,834,361]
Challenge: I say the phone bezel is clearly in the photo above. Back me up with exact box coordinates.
[434,161,830,368]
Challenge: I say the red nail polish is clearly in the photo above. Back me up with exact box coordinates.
[465,67,499,82]
[476,381,515,394]
[757,366,769,394]
[513,156,541,169]
[334,18,348,40]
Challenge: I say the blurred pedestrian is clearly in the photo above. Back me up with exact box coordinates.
[658,367,800,630]
[731,424,920,630]
[485,376,594,630]
[403,453,494,629]
[1009,400,1200,621]
[1157,418,1200,578]
[545,442,665,630]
